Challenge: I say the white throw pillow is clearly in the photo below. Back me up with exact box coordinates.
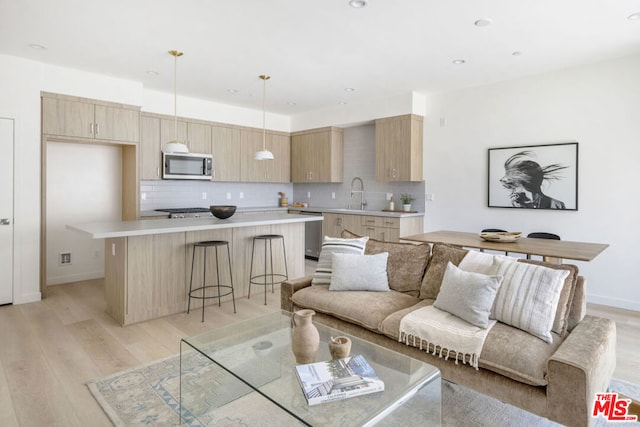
[329,252,390,292]
[434,262,503,328]
[491,258,570,343]
[312,236,369,285]
[458,250,519,275]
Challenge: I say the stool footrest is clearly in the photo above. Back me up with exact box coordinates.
[250,274,288,286]
[189,285,235,300]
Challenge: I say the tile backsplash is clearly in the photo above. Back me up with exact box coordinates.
[140,123,424,212]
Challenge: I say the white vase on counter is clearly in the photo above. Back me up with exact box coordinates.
[403,204,411,211]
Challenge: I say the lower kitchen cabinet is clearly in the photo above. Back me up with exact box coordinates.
[322,212,423,242]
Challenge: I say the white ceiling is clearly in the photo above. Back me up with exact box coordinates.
[2,0,640,115]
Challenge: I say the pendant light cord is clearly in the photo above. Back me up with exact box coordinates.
[174,52,177,142]
[262,75,267,151]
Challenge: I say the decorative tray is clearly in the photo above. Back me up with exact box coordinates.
[479,231,522,243]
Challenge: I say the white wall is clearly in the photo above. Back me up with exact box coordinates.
[46,142,122,285]
[423,54,640,311]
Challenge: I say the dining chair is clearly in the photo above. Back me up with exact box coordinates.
[526,232,561,260]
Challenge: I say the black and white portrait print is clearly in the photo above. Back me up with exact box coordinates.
[488,143,578,210]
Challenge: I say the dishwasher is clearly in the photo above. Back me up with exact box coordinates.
[299,211,323,260]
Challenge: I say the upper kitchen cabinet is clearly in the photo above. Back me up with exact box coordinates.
[140,115,162,180]
[211,124,241,182]
[160,117,188,150]
[42,93,140,144]
[240,127,290,183]
[291,127,344,183]
[186,121,212,154]
[375,114,423,182]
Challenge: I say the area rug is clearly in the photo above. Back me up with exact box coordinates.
[88,353,639,426]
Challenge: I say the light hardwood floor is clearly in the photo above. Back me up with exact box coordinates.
[0,268,638,426]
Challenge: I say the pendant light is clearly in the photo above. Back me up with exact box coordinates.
[254,74,275,160]
[162,50,189,154]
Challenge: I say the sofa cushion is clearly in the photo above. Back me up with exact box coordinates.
[292,285,420,332]
[341,229,431,296]
[312,235,368,285]
[491,258,569,343]
[434,262,503,328]
[380,300,565,386]
[419,243,468,299]
[518,259,579,336]
[479,322,564,386]
[329,252,390,292]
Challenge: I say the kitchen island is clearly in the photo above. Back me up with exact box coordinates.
[69,213,321,325]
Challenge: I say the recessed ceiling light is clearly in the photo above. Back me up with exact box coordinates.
[349,0,367,8]
[344,87,355,92]
[287,101,297,106]
[474,18,492,27]
[227,88,238,94]
[512,51,522,56]
[29,43,47,50]
[146,70,160,76]
[452,59,466,65]
[628,12,640,20]
[339,101,348,105]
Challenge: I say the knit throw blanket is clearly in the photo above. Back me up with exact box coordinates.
[399,306,496,369]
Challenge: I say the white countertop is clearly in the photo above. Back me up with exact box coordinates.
[288,206,424,218]
[68,212,322,239]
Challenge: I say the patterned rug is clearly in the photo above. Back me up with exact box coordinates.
[88,352,639,426]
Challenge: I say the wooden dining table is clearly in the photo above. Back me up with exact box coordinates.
[401,230,609,264]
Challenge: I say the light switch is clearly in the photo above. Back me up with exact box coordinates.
[226,192,231,200]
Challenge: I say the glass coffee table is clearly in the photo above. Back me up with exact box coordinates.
[179,311,441,426]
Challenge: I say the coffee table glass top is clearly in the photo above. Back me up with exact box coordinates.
[180,310,441,426]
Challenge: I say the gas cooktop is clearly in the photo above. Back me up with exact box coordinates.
[155,207,210,213]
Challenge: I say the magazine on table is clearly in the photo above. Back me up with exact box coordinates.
[295,354,384,405]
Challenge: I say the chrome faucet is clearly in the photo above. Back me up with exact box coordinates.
[348,177,366,210]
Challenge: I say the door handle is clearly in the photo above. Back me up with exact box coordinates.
[0,218,10,225]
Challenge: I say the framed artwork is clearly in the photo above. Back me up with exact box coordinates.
[488,142,578,210]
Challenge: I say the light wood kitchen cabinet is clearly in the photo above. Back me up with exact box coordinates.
[186,121,212,154]
[322,213,363,238]
[211,124,241,181]
[240,128,290,183]
[140,115,162,180]
[322,212,423,242]
[375,114,423,182]
[291,127,344,183]
[105,233,186,325]
[160,117,188,149]
[42,94,140,144]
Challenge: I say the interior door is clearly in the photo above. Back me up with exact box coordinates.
[0,118,14,304]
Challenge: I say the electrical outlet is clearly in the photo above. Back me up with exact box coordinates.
[426,193,435,201]
[141,192,146,201]
[386,193,393,201]
[332,192,335,199]
[307,192,311,198]
[239,192,244,199]
[201,192,207,200]
[94,249,100,257]
[226,192,232,200]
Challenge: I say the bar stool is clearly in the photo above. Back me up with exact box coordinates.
[249,234,288,305]
[188,240,236,322]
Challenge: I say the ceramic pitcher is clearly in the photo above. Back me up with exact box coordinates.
[291,309,320,364]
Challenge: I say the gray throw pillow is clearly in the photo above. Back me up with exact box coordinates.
[329,252,390,291]
[434,262,503,328]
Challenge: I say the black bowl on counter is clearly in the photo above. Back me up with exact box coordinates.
[210,205,236,219]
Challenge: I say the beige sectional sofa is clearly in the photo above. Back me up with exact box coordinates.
[281,232,616,427]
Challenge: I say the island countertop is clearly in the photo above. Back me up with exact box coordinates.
[68,212,322,239]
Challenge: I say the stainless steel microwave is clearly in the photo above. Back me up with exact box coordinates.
[162,152,213,180]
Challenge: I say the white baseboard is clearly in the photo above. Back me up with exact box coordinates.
[587,294,640,312]
[47,271,104,286]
